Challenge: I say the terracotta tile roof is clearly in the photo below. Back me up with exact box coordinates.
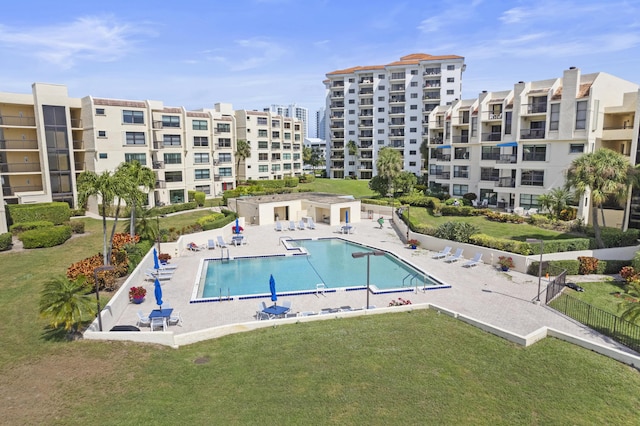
[551,87,562,101]
[163,107,182,113]
[327,53,463,76]
[247,111,269,116]
[550,83,592,101]
[187,112,210,118]
[93,98,146,108]
[217,116,233,122]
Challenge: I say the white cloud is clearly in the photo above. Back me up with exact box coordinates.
[0,16,149,68]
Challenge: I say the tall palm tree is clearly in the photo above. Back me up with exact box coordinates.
[39,275,96,335]
[347,140,358,157]
[235,139,250,186]
[565,148,630,248]
[117,161,155,238]
[376,147,403,196]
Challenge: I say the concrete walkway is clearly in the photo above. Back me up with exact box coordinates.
[110,213,638,356]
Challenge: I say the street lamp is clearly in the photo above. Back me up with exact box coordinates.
[351,250,385,309]
[526,238,544,303]
[156,215,161,253]
[93,265,115,331]
[406,205,410,241]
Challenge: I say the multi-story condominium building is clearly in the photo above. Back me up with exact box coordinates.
[264,104,309,140]
[303,137,327,170]
[324,53,465,179]
[234,110,304,181]
[426,67,640,229]
[0,83,238,233]
[310,108,326,139]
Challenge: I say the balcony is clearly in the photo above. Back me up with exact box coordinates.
[359,120,373,127]
[432,171,450,179]
[483,112,502,121]
[389,141,404,148]
[433,154,451,162]
[481,132,502,142]
[525,104,547,114]
[214,175,222,182]
[358,89,374,96]
[602,126,634,140]
[74,162,85,171]
[389,96,406,103]
[152,161,165,169]
[451,135,469,143]
[72,140,84,150]
[520,129,545,139]
[389,130,405,137]
[359,78,373,85]
[0,162,41,173]
[3,185,43,196]
[0,115,36,126]
[70,118,82,128]
[330,113,344,119]
[331,91,344,99]
[330,102,344,109]
[481,153,501,161]
[495,177,516,188]
[332,81,344,88]
[522,152,546,161]
[423,68,441,76]
[0,139,38,150]
[497,154,517,164]
[155,180,166,189]
[423,94,441,100]
[430,137,444,144]
[152,141,164,150]
[453,171,469,179]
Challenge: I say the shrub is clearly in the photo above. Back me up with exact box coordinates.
[535,238,590,254]
[468,233,533,255]
[67,220,85,234]
[434,222,479,243]
[299,173,315,183]
[194,191,206,207]
[578,256,599,275]
[10,221,54,235]
[284,177,299,187]
[484,211,525,223]
[0,232,12,251]
[70,208,86,217]
[124,240,152,270]
[20,225,71,248]
[154,202,198,215]
[7,202,70,226]
[587,227,640,248]
[440,206,474,216]
[397,194,439,208]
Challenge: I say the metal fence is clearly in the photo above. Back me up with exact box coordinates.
[549,292,640,353]
[545,270,567,304]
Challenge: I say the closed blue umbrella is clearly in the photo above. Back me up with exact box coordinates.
[153,247,160,270]
[345,210,349,224]
[235,218,240,234]
[269,274,277,305]
[154,277,163,309]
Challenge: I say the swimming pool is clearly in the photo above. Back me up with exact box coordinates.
[192,238,449,302]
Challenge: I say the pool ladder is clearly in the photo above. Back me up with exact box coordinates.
[220,247,230,263]
[402,273,426,293]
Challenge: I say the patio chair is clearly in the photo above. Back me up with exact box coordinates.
[136,310,151,328]
[275,221,283,231]
[217,235,228,248]
[288,221,297,231]
[150,317,166,332]
[156,263,178,270]
[281,300,292,312]
[145,272,172,281]
[298,220,306,230]
[307,218,316,229]
[462,252,482,268]
[432,246,452,259]
[207,239,216,249]
[514,207,525,216]
[145,268,174,277]
[168,311,182,326]
[444,248,464,263]
[481,199,489,207]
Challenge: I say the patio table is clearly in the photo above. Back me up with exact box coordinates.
[262,305,289,317]
[149,308,173,319]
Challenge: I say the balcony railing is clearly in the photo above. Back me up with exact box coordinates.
[70,118,82,128]
[3,185,43,196]
[481,153,501,161]
[451,135,469,143]
[453,171,469,178]
[432,171,450,179]
[495,177,516,188]
[0,115,36,126]
[152,161,165,169]
[0,139,38,150]
[526,104,547,114]
[152,141,164,150]
[155,180,166,189]
[433,154,451,161]
[481,132,502,142]
[0,162,41,173]
[497,154,517,164]
[522,152,546,161]
[520,129,546,139]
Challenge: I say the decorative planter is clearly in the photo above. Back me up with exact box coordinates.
[132,297,145,304]
[410,245,417,249]
[501,266,510,272]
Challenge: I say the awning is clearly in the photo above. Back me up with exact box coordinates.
[496,141,517,147]
[433,145,452,149]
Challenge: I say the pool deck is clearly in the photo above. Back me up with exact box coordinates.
[110,216,638,356]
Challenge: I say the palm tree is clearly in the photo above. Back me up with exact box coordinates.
[538,187,573,219]
[565,148,630,248]
[117,161,155,238]
[619,280,640,325]
[39,275,96,335]
[235,139,251,186]
[376,147,403,196]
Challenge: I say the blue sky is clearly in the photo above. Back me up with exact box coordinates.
[1,0,639,114]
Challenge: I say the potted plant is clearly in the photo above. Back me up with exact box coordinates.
[158,253,171,264]
[407,239,420,249]
[129,286,147,304]
[498,256,514,271]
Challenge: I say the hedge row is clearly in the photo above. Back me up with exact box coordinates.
[527,259,631,276]
[154,202,198,216]
[397,194,440,208]
[7,202,70,225]
[469,233,533,255]
[0,233,12,251]
[10,221,54,235]
[589,227,640,249]
[201,213,236,231]
[19,225,71,249]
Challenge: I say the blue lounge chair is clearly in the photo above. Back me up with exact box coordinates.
[445,248,464,263]
[289,221,296,231]
[217,235,228,248]
[432,246,452,259]
[275,221,282,231]
[207,239,216,249]
[307,218,316,229]
[298,220,306,230]
[462,253,482,268]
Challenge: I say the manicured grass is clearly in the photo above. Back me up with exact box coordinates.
[408,206,573,241]
[299,178,375,198]
[563,280,628,315]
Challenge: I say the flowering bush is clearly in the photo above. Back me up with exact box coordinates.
[389,298,412,306]
[129,286,147,300]
[498,256,514,269]
[407,239,420,247]
[158,253,172,263]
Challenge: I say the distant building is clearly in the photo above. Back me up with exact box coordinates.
[264,104,309,140]
[324,53,465,179]
[309,108,326,139]
[303,137,327,171]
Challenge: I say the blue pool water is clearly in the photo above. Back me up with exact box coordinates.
[196,238,446,300]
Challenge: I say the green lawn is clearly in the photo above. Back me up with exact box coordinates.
[562,280,628,315]
[2,195,640,424]
[299,178,375,198]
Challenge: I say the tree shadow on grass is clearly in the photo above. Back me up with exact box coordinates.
[41,326,78,342]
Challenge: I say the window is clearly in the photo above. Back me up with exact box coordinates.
[98,153,107,159]
[378,85,385,90]
[377,107,385,112]
[218,153,231,163]
[519,194,540,209]
[410,128,417,132]
[258,129,268,137]
[95,108,105,115]
[452,184,468,196]
[97,130,107,138]
[193,136,209,147]
[521,169,544,186]
[349,120,356,125]
[195,185,210,195]
[504,111,512,135]
[378,74,385,79]
[378,118,385,123]
[283,163,292,171]
[217,138,232,148]
[349,130,355,135]
[258,153,269,161]
[194,153,209,164]
[348,78,355,83]
[163,134,181,146]
[165,171,182,182]
[410,104,418,110]
[348,88,355,94]
[123,110,144,124]
[410,81,418,87]
[447,65,455,70]
[216,123,231,133]
[471,117,477,137]
[549,104,560,130]
[219,167,232,177]
[192,120,208,130]
[453,165,469,178]
[410,139,417,144]
[576,101,587,129]
[377,129,384,134]
[409,150,417,155]
[257,117,268,125]
[349,110,355,114]
[125,132,145,145]
[570,143,585,153]
[283,153,291,160]
[378,140,385,145]
[125,153,146,165]
[162,115,180,128]
[272,131,280,138]
[164,153,181,164]
[378,96,385,101]
[409,161,416,166]
[411,93,418,99]
[169,189,184,203]
[258,165,268,172]
[481,167,499,181]
[195,169,210,180]
[447,77,454,83]
[258,141,268,149]
[523,145,546,161]
[446,90,454,95]
[410,69,418,75]
[410,116,417,121]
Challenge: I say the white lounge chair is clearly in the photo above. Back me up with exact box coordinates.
[307,218,316,229]
[445,248,464,263]
[207,239,216,249]
[216,236,228,248]
[432,246,452,259]
[145,272,172,281]
[168,311,182,326]
[136,310,151,328]
[289,221,296,231]
[275,221,283,231]
[298,220,306,230]
[462,252,482,268]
